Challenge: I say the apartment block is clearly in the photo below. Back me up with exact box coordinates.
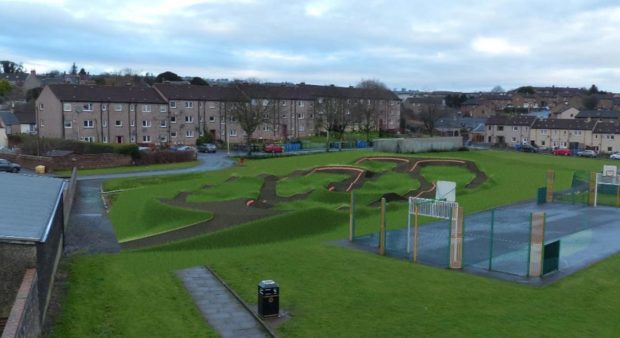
[530,119,596,149]
[484,115,536,145]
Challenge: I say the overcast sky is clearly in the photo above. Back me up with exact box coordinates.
[2,0,620,91]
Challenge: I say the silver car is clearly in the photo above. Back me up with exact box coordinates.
[0,159,21,173]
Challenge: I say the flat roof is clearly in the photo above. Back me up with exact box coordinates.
[0,173,65,242]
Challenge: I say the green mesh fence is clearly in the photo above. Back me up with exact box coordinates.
[553,171,589,206]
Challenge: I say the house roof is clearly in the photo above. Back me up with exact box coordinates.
[0,73,28,83]
[405,97,444,105]
[13,102,36,124]
[593,121,620,134]
[154,83,246,101]
[435,117,486,130]
[486,115,537,126]
[48,84,167,104]
[532,119,597,130]
[0,111,19,126]
[575,109,620,119]
[0,173,65,242]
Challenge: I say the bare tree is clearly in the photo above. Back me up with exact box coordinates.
[418,104,443,136]
[352,79,388,142]
[315,96,348,151]
[230,97,271,155]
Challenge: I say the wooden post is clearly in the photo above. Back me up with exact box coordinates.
[616,185,620,208]
[546,170,555,203]
[589,172,597,206]
[379,197,386,256]
[528,212,545,277]
[349,191,355,241]
[449,206,464,269]
[413,205,419,263]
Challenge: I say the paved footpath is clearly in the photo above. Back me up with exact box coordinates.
[177,267,272,338]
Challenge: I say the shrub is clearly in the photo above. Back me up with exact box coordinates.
[135,151,195,165]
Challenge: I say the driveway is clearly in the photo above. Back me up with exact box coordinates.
[65,152,236,254]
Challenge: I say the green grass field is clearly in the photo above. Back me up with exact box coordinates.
[55,161,200,177]
[48,150,620,337]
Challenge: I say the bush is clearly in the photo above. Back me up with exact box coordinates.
[14,135,140,158]
[135,151,195,165]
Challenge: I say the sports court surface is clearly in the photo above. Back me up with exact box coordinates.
[352,200,620,285]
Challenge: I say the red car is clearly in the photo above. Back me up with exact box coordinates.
[264,144,283,153]
[553,148,571,156]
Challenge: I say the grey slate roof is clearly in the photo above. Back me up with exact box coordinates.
[486,115,537,126]
[532,119,597,130]
[0,173,65,242]
[0,111,19,126]
[593,121,620,134]
[575,110,620,119]
[48,84,167,104]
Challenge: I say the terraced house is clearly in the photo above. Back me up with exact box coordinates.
[36,83,400,145]
[484,115,537,145]
[530,119,596,149]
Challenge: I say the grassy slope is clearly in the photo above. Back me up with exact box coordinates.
[50,150,620,337]
[55,161,200,177]
[276,173,350,197]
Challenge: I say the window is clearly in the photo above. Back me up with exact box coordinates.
[609,147,613,152]
[83,120,94,128]
[160,120,167,128]
[262,125,270,132]
[229,129,237,137]
[103,136,108,143]
[541,129,548,135]
[170,101,176,108]
[184,101,193,108]
[171,116,177,123]
[142,104,152,112]
[209,103,216,109]
[209,116,215,122]
[251,99,257,106]
[63,103,72,112]
[142,135,151,142]
[171,131,177,138]
[487,126,491,130]
[281,101,287,106]
[130,120,135,127]
[299,125,305,132]
[297,113,304,119]
[115,120,122,127]
[281,114,287,118]
[497,126,504,131]
[160,105,167,113]
[512,137,517,143]
[607,134,615,139]
[522,138,528,143]
[64,120,72,128]
[39,103,44,110]
[185,130,194,138]
[513,126,518,131]
[130,104,135,112]
[160,135,168,142]
[574,130,582,135]
[263,99,269,106]
[115,104,122,111]
[102,104,107,111]
[142,120,151,127]
[185,116,193,123]
[82,136,95,142]
[103,120,107,128]
[541,140,546,146]
[298,101,304,107]
[82,103,93,111]
[131,136,136,142]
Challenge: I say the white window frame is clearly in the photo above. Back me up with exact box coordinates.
[171,116,177,124]
[185,129,194,138]
[103,136,108,143]
[102,104,107,111]
[298,113,304,119]
[142,104,152,113]
[142,135,151,142]
[131,136,136,142]
[102,120,107,128]
[512,126,518,131]
[184,101,193,108]
[281,101,287,106]
[160,105,167,113]
[63,103,72,112]
[160,120,167,128]
[83,103,93,111]
[115,120,122,127]
[299,125,305,132]
[209,116,215,122]
[130,120,135,127]
[209,102,216,109]
[39,103,44,110]
[64,120,72,128]
[82,136,95,142]
[142,120,151,128]
[83,120,94,128]
[171,131,177,138]
[229,129,237,137]
[170,101,176,108]
[185,115,194,123]
[298,101,305,107]
[541,129,548,135]
[130,104,135,112]
[115,104,122,112]
[263,99,269,106]
[160,135,168,142]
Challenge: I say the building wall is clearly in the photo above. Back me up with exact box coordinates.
[485,125,531,145]
[593,133,620,153]
[0,243,37,318]
[36,86,63,139]
[529,128,592,148]
[555,107,579,119]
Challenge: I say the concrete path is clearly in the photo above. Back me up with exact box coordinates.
[64,179,121,254]
[177,267,272,338]
[77,152,235,181]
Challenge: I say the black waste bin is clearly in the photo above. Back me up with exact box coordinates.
[257,280,279,318]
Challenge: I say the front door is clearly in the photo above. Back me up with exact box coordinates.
[116,136,123,144]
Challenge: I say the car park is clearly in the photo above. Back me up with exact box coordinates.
[264,144,283,153]
[198,143,217,153]
[577,149,597,158]
[0,159,21,173]
[552,148,571,156]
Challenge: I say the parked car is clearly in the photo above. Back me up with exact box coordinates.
[264,144,283,153]
[577,149,597,158]
[610,153,620,160]
[552,148,571,156]
[519,143,539,153]
[0,159,21,173]
[170,145,195,152]
[198,143,217,153]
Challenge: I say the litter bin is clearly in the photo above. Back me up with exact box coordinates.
[35,165,46,174]
[257,280,279,318]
